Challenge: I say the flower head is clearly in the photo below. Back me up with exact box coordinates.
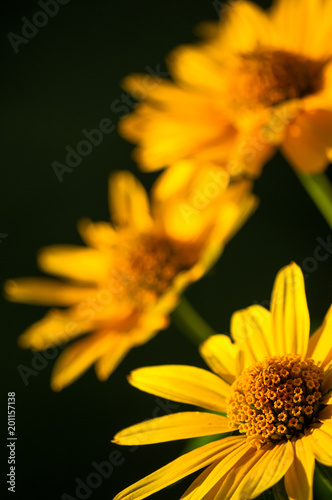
[5,169,255,390]
[113,263,332,499]
[120,0,332,176]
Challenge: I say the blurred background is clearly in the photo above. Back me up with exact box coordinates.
[1,0,331,499]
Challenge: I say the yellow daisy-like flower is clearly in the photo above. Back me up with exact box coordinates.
[113,263,332,500]
[120,0,332,176]
[5,168,255,391]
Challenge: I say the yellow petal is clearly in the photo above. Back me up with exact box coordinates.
[322,392,332,405]
[321,368,332,396]
[168,45,226,93]
[151,160,198,203]
[271,0,324,56]
[78,218,117,249]
[137,115,226,172]
[18,310,93,350]
[121,75,187,105]
[217,1,273,55]
[113,412,230,446]
[271,263,310,357]
[200,334,240,384]
[284,438,315,500]
[159,197,216,244]
[305,421,332,466]
[108,171,152,231]
[51,331,110,391]
[113,436,245,500]
[214,181,258,245]
[214,440,294,499]
[317,405,332,423]
[314,5,332,57]
[4,278,96,306]
[282,111,332,174]
[306,305,332,369]
[94,335,132,381]
[180,441,253,499]
[38,245,110,284]
[128,365,231,413]
[231,305,273,367]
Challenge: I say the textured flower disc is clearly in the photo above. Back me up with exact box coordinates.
[227,354,325,449]
[111,233,193,307]
[226,49,328,113]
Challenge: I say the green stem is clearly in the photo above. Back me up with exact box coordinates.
[172,296,216,345]
[296,172,332,229]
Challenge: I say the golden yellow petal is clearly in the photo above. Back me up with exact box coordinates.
[151,160,201,204]
[118,104,151,146]
[231,305,273,367]
[271,262,310,357]
[214,440,294,499]
[271,0,323,56]
[78,218,117,250]
[305,421,332,466]
[282,111,332,174]
[284,437,315,500]
[4,278,95,306]
[180,441,252,500]
[211,179,258,247]
[322,392,332,405]
[317,405,332,423]
[200,334,240,384]
[306,304,332,369]
[158,197,217,244]
[108,171,152,231]
[137,115,225,172]
[217,1,273,55]
[121,75,187,105]
[113,412,230,446]
[128,365,231,413]
[18,310,93,350]
[168,45,226,93]
[113,436,245,500]
[321,368,332,396]
[94,335,132,381]
[315,5,332,57]
[51,331,111,391]
[38,245,110,284]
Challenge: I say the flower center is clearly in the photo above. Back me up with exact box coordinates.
[111,233,192,307]
[227,354,324,449]
[228,48,326,112]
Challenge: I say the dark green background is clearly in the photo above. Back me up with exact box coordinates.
[2,1,331,499]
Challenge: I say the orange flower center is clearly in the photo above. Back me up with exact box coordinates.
[111,233,192,307]
[228,48,326,111]
[227,354,324,449]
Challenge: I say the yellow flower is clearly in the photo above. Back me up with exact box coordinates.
[120,0,332,176]
[113,263,332,500]
[5,168,255,391]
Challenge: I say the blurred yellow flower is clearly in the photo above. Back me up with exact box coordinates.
[5,168,255,390]
[120,0,332,176]
[113,263,332,500]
